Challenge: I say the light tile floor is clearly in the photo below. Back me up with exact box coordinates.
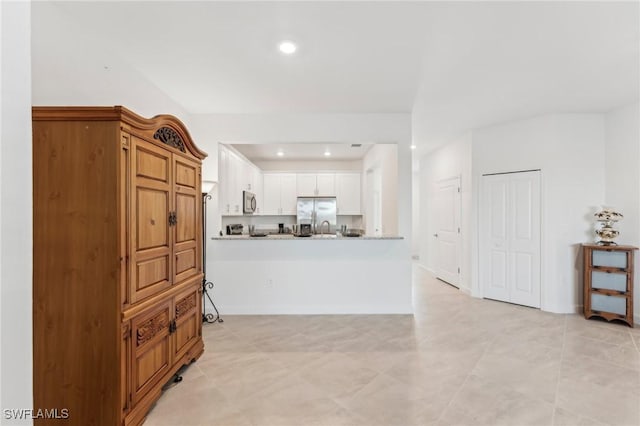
[145,265,640,426]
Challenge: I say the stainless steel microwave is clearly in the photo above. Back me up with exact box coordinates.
[243,191,256,214]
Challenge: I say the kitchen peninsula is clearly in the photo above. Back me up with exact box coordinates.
[209,142,411,314]
[209,234,411,314]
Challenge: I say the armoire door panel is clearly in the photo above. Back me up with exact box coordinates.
[173,286,200,361]
[175,160,197,189]
[173,156,200,284]
[136,188,169,250]
[135,255,170,295]
[175,247,196,278]
[131,137,174,305]
[175,192,197,243]
[131,301,172,405]
[136,147,170,183]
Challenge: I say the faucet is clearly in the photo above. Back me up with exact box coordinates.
[319,220,331,235]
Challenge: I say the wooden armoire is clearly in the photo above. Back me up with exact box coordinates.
[33,106,207,425]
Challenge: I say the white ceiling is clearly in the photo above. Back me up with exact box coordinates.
[231,142,374,161]
[32,1,639,150]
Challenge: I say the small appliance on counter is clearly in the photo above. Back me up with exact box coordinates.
[297,223,312,237]
[226,224,244,235]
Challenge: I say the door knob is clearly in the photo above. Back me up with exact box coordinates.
[433,234,438,237]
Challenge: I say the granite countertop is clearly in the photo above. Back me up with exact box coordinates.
[212,234,404,240]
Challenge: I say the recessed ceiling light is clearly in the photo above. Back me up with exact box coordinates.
[277,151,284,157]
[324,151,331,157]
[410,145,417,150]
[278,41,297,55]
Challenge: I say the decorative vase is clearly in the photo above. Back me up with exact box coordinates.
[594,208,623,245]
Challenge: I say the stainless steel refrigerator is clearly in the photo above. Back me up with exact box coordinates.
[296,197,337,234]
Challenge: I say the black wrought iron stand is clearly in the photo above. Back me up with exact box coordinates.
[202,192,223,324]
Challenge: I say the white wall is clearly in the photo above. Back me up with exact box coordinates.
[1,1,33,423]
[411,170,420,258]
[418,132,473,293]
[604,102,640,323]
[31,1,191,126]
[472,114,605,314]
[211,239,412,314]
[362,144,399,235]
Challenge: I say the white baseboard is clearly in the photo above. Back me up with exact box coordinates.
[415,263,436,275]
[459,286,471,295]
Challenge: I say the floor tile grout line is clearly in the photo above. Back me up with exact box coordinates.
[552,316,617,426]
[433,332,497,424]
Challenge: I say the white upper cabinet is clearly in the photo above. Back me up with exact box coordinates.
[219,147,231,215]
[335,173,361,215]
[229,153,243,214]
[316,173,336,196]
[296,173,317,196]
[220,149,360,217]
[280,174,298,215]
[263,173,297,215]
[296,173,335,196]
[219,145,262,216]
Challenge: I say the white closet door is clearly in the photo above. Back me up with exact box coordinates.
[481,176,510,302]
[434,177,461,287]
[509,172,541,308]
[481,171,540,308]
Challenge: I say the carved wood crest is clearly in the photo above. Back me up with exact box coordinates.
[153,127,186,153]
[175,295,196,319]
[136,312,169,346]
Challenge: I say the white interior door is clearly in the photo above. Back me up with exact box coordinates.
[434,177,461,286]
[480,170,541,308]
